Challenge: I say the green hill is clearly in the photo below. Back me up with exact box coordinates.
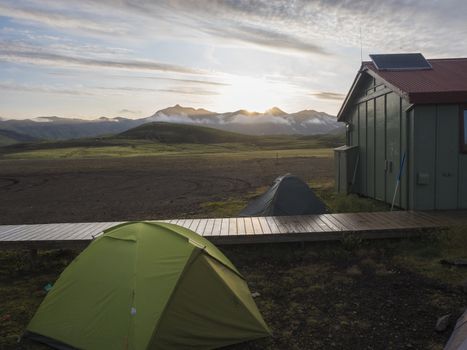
[0,129,38,146]
[118,122,256,144]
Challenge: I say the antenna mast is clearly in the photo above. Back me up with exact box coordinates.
[359,27,363,62]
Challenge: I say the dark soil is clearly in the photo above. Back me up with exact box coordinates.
[3,242,466,350]
[0,156,333,224]
[222,243,467,350]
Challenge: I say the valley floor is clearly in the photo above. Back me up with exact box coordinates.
[1,152,467,350]
[0,153,333,224]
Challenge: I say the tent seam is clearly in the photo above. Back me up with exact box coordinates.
[203,255,272,335]
[146,247,203,349]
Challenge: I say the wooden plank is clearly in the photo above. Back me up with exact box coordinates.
[389,212,432,227]
[195,219,208,235]
[244,218,255,235]
[51,223,90,240]
[189,219,201,231]
[237,218,246,235]
[351,212,386,230]
[323,214,352,231]
[410,211,448,225]
[15,224,64,241]
[300,215,324,232]
[287,216,308,233]
[220,218,230,236]
[292,216,312,233]
[60,222,115,241]
[331,213,362,231]
[0,224,40,241]
[319,215,341,231]
[50,223,96,241]
[270,217,290,234]
[264,216,281,234]
[182,219,193,230]
[202,219,215,236]
[380,212,429,228]
[251,217,263,234]
[313,216,334,231]
[0,225,25,237]
[257,217,272,234]
[228,218,238,235]
[0,225,36,240]
[69,224,113,239]
[368,212,407,229]
[341,213,371,230]
[211,219,222,236]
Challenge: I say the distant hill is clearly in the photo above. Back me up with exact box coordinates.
[0,117,142,140]
[118,122,255,144]
[0,129,38,146]
[0,105,343,140]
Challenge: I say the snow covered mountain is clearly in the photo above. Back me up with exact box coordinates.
[143,105,342,136]
[0,105,342,140]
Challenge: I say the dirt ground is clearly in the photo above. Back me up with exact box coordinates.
[223,242,467,350]
[1,155,467,350]
[3,241,466,350]
[0,156,333,224]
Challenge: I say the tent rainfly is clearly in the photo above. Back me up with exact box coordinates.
[24,222,270,350]
[240,174,327,217]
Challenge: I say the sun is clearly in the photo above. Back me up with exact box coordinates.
[218,75,284,112]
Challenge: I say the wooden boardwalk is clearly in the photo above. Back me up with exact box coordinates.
[1,211,466,249]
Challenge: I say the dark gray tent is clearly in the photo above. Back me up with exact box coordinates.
[240,174,327,217]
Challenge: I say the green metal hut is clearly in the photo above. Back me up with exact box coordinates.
[335,53,467,210]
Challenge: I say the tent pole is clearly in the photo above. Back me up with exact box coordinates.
[391,152,406,211]
[350,153,360,192]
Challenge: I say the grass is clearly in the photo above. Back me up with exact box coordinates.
[194,179,390,218]
[0,127,343,160]
[0,140,334,160]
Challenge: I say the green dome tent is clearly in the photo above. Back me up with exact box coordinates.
[25,222,270,350]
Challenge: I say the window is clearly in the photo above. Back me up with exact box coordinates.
[462,108,467,153]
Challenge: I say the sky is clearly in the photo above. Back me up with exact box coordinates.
[1,0,467,119]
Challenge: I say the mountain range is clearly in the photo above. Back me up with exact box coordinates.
[0,105,342,141]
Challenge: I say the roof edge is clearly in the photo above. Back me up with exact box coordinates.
[337,65,410,121]
[336,67,363,121]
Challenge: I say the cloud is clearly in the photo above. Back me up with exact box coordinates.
[140,76,229,87]
[0,2,130,36]
[230,113,291,125]
[200,24,327,55]
[149,113,216,125]
[311,91,346,101]
[0,42,204,75]
[0,82,219,97]
[157,88,219,96]
[98,86,219,96]
[0,82,93,96]
[118,109,142,116]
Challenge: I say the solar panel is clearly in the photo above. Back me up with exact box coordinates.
[370,53,432,71]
